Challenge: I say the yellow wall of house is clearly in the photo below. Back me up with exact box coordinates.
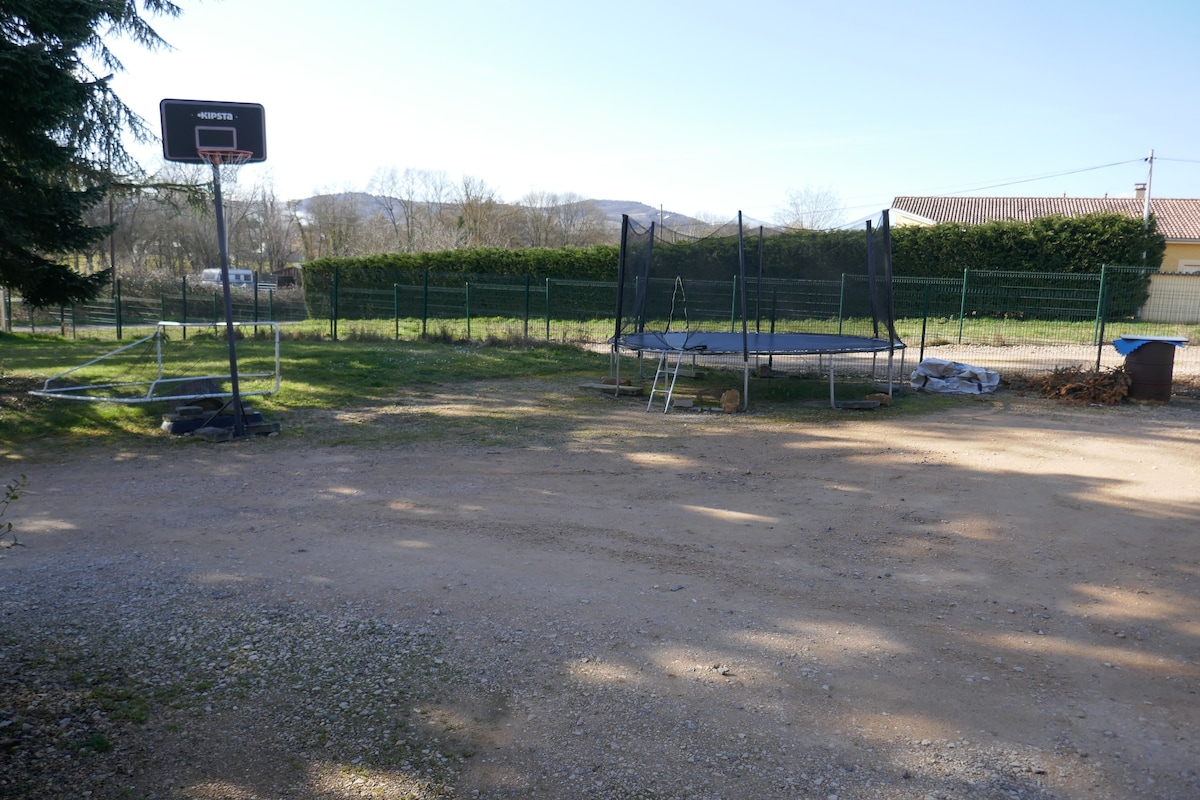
[1162,242,1200,273]
[1141,272,1200,323]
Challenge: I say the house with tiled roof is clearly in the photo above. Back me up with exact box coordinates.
[890,188,1200,323]
[890,188,1200,273]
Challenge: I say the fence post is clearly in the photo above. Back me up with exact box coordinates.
[181,276,188,339]
[331,266,339,341]
[1094,278,1112,370]
[523,275,531,340]
[957,268,969,344]
[1092,265,1108,346]
[545,278,552,341]
[421,270,429,337]
[919,281,932,362]
[838,273,847,335]
[466,281,471,340]
[394,283,400,340]
[115,278,122,341]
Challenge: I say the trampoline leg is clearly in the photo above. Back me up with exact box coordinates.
[611,346,621,398]
[743,361,749,412]
[829,362,837,409]
[886,349,894,398]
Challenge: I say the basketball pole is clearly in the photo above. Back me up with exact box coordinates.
[209,160,246,438]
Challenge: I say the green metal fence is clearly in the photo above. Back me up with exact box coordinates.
[6,267,1199,377]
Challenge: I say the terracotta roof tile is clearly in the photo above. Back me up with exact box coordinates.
[890,196,1200,241]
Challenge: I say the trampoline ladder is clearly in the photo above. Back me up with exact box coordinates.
[647,350,684,413]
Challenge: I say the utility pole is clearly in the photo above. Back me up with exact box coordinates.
[1142,149,1154,229]
[1141,149,1155,265]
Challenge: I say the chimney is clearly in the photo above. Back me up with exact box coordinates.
[1134,183,1147,201]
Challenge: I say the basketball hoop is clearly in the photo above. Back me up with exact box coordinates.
[197,149,253,166]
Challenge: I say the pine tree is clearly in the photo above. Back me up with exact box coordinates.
[0,0,178,307]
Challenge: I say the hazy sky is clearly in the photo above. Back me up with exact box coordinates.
[110,0,1199,224]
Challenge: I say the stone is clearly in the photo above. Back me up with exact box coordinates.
[194,426,234,443]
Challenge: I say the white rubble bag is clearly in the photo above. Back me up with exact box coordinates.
[910,358,1000,394]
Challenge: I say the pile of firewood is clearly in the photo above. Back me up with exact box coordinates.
[1025,366,1131,405]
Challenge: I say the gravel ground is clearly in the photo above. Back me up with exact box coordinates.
[2,387,1198,800]
[1,558,463,799]
[3,554,1115,800]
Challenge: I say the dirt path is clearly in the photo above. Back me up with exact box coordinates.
[3,392,1199,799]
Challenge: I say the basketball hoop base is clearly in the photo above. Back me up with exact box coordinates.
[198,149,253,165]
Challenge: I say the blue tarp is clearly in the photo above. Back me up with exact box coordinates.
[1113,336,1187,356]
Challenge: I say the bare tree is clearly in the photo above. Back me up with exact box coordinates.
[552,193,609,246]
[776,185,844,230]
[117,161,218,278]
[414,170,460,251]
[303,189,370,257]
[454,175,514,248]
[368,167,414,252]
[516,190,558,247]
[516,191,609,247]
[368,167,466,253]
[221,178,302,275]
[254,181,302,273]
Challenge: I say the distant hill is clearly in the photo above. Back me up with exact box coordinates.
[591,200,775,232]
[295,194,771,237]
[590,200,703,229]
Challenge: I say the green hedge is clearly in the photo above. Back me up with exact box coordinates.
[300,246,620,319]
[300,213,1164,322]
[891,213,1164,319]
[891,213,1163,276]
[304,245,619,288]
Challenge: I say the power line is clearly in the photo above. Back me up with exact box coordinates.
[830,157,1154,217]
[813,154,1195,222]
[928,159,1145,196]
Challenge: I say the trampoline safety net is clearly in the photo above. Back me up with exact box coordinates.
[612,211,902,357]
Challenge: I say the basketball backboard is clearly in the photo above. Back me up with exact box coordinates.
[160,99,267,163]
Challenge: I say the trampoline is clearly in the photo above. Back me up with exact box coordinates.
[617,331,899,355]
[610,211,905,411]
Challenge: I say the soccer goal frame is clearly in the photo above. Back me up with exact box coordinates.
[29,321,282,404]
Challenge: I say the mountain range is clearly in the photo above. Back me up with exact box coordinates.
[297,194,772,233]
[589,200,772,231]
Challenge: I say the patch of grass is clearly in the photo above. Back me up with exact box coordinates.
[1,329,953,454]
[0,332,615,454]
[87,685,151,725]
[72,734,113,753]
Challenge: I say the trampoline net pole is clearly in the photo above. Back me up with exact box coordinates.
[614,214,628,344]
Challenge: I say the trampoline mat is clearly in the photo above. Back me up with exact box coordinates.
[615,331,903,355]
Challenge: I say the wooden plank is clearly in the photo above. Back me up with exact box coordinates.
[579,382,644,396]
